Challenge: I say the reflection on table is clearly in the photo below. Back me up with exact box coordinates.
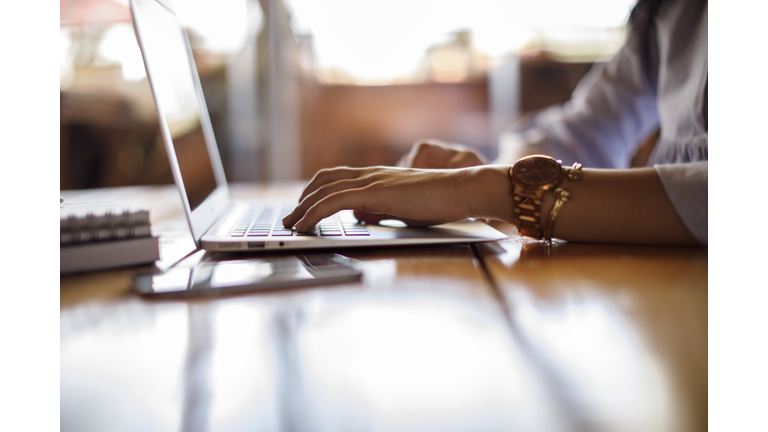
[60,184,706,432]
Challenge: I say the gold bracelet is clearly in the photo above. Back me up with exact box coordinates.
[543,162,583,242]
[544,188,570,242]
[567,162,583,181]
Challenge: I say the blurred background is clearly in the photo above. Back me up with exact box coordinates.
[60,0,636,190]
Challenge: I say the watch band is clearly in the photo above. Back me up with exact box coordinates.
[509,176,548,239]
[509,160,583,241]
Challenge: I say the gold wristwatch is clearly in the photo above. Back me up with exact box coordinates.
[508,155,582,241]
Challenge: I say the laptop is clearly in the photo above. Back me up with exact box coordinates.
[129,0,507,252]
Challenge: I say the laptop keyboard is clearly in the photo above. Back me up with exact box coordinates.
[230,207,369,238]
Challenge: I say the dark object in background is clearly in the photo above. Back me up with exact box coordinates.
[519,55,595,114]
[60,92,171,190]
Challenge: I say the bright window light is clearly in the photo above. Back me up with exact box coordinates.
[173,0,255,54]
[286,0,637,83]
[98,23,147,81]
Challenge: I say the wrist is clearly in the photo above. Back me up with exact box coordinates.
[464,165,515,222]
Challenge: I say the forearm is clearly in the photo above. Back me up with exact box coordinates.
[467,165,699,245]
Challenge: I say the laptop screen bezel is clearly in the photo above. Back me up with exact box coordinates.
[129,0,232,246]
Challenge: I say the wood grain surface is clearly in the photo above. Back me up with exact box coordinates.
[60,185,707,432]
[476,221,707,432]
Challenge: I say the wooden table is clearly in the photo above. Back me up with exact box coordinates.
[60,184,707,432]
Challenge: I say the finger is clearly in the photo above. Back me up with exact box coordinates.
[295,189,371,231]
[395,152,410,167]
[444,151,486,168]
[397,141,425,167]
[299,167,362,203]
[410,143,455,169]
[284,177,371,227]
[445,151,471,168]
[399,140,450,168]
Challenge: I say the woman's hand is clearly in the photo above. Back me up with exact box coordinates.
[347,140,489,224]
[282,165,513,231]
[282,166,471,231]
[397,140,487,169]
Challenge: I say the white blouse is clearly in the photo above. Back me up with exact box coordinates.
[496,0,708,244]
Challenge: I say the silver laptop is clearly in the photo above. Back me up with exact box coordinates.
[129,0,506,252]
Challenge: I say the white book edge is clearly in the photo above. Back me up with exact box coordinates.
[60,236,160,274]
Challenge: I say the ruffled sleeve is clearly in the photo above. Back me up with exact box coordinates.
[655,161,708,245]
[496,38,660,168]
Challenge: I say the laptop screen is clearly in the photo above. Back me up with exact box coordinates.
[132,0,217,211]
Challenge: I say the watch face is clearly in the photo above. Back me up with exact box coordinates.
[513,156,561,186]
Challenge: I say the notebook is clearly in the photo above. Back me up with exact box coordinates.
[60,202,159,274]
[60,202,151,244]
[129,0,506,252]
